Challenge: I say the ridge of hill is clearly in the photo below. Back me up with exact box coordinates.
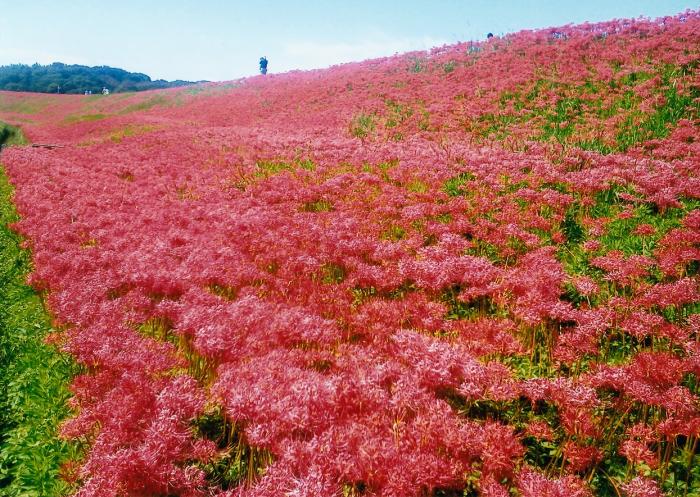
[0,11,696,156]
[0,62,203,95]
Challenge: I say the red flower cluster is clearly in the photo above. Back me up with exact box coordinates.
[1,10,699,497]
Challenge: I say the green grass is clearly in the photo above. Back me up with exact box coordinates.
[349,112,376,140]
[0,165,78,497]
[0,123,27,147]
[118,94,171,114]
[0,96,49,115]
[61,113,108,124]
[470,61,699,154]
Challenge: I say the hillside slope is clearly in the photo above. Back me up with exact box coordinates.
[0,11,699,497]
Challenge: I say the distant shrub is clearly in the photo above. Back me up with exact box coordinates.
[349,112,375,140]
[0,122,26,147]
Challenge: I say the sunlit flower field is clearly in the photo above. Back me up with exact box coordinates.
[1,11,699,497]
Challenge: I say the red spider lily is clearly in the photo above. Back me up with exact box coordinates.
[1,11,699,497]
[620,439,659,469]
[563,442,602,473]
[570,276,600,297]
[636,277,700,309]
[590,251,655,287]
[632,224,656,236]
[524,420,555,441]
[516,468,592,497]
[621,477,664,497]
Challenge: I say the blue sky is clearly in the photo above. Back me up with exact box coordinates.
[0,1,696,82]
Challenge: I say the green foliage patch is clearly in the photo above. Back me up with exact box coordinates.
[0,123,26,147]
[471,61,700,153]
[0,165,78,497]
[0,62,200,94]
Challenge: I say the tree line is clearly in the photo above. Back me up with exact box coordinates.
[0,62,201,94]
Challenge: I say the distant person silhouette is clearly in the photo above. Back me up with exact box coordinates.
[487,32,494,39]
[259,56,268,75]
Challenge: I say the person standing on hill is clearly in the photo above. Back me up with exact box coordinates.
[259,56,268,75]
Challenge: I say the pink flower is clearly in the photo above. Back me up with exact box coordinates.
[551,231,566,244]
[621,477,663,497]
[524,420,554,441]
[582,240,601,252]
[571,276,599,296]
[632,223,656,236]
[517,468,592,497]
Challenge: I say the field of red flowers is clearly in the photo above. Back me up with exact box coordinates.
[1,11,699,497]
